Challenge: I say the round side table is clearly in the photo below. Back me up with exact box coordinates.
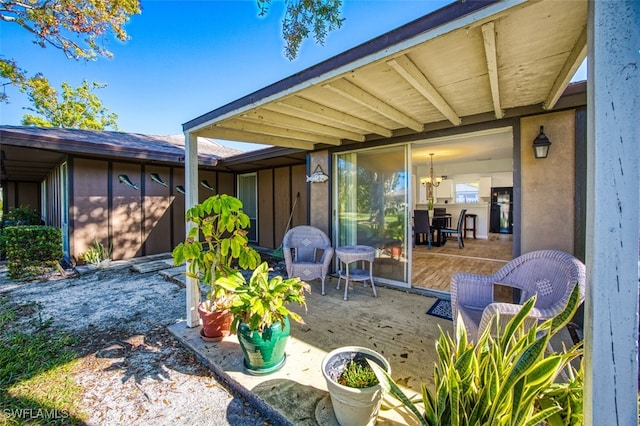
[335,245,376,301]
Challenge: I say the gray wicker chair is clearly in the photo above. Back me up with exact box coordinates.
[450,249,586,342]
[283,225,334,295]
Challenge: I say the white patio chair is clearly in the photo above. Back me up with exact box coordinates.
[451,249,586,342]
[282,225,334,295]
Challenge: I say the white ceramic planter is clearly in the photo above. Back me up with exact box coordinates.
[321,346,391,426]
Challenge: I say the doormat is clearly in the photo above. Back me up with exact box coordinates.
[426,299,452,321]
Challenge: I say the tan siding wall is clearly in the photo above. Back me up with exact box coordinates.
[217,172,235,195]
[143,166,172,255]
[258,169,274,248]
[198,170,217,202]
[520,110,576,254]
[112,162,143,259]
[171,168,186,252]
[4,182,40,213]
[274,168,291,246]
[291,164,308,228]
[72,158,109,259]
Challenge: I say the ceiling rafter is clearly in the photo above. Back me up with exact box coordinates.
[323,78,424,132]
[276,96,393,137]
[241,108,365,142]
[387,55,462,126]
[198,126,315,150]
[544,26,587,110]
[481,21,504,119]
[221,118,342,145]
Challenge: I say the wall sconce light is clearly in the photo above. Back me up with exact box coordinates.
[532,125,552,159]
[118,174,138,190]
[200,180,215,191]
[149,173,167,187]
[175,185,185,195]
[306,164,329,183]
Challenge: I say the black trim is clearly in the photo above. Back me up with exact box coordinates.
[574,107,587,263]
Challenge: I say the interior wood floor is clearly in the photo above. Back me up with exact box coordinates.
[412,234,513,294]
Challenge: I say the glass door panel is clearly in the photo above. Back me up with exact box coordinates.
[334,145,409,287]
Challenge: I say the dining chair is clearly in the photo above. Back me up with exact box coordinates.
[432,207,447,228]
[413,210,432,248]
[440,209,466,248]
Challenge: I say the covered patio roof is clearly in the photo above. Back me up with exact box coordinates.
[183,0,586,150]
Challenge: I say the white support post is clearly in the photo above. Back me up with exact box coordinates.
[584,1,640,424]
[184,131,201,328]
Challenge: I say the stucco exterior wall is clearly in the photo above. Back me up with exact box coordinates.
[309,150,331,236]
[520,110,576,254]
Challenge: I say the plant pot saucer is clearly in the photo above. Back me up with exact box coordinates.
[243,354,287,376]
[199,327,225,342]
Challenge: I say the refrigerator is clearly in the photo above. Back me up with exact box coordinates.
[490,187,513,234]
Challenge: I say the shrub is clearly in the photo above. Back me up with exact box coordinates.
[2,205,43,227]
[3,226,63,279]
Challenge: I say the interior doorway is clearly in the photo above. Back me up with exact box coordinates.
[410,127,515,295]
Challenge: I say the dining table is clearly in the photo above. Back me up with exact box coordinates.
[430,214,452,246]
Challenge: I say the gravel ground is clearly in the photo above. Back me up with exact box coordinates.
[0,261,276,426]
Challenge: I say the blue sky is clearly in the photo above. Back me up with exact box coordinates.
[1,1,586,150]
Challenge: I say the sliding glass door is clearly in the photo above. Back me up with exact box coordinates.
[334,145,409,287]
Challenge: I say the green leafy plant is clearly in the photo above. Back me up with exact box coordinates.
[79,238,111,267]
[338,359,379,388]
[216,261,310,333]
[2,225,63,279]
[2,205,42,227]
[171,195,262,312]
[369,284,584,426]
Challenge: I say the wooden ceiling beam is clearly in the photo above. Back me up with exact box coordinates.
[221,118,342,145]
[198,126,315,150]
[387,55,462,126]
[323,78,424,132]
[481,21,504,119]
[242,108,365,142]
[544,26,587,110]
[276,96,393,137]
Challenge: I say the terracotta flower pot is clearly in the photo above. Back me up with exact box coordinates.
[198,305,231,341]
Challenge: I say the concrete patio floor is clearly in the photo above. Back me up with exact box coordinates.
[166,272,452,425]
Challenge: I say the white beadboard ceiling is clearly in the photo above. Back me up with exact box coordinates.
[184,0,587,157]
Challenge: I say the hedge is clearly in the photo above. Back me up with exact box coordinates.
[2,226,63,279]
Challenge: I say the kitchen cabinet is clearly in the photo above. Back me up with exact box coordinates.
[479,177,492,198]
[435,179,454,199]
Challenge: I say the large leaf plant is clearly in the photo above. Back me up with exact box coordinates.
[369,284,585,426]
[172,195,262,312]
[216,261,310,333]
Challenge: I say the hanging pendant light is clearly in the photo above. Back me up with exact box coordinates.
[425,153,442,187]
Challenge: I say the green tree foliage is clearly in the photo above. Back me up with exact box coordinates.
[21,76,119,130]
[0,0,141,102]
[257,0,344,60]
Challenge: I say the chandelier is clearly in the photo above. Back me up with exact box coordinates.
[423,153,442,187]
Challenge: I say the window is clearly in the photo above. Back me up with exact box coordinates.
[455,182,479,203]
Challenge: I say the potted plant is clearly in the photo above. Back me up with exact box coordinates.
[216,261,310,375]
[321,346,391,426]
[368,284,584,426]
[80,238,112,269]
[172,194,261,341]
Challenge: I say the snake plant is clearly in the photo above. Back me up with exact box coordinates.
[369,283,584,426]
